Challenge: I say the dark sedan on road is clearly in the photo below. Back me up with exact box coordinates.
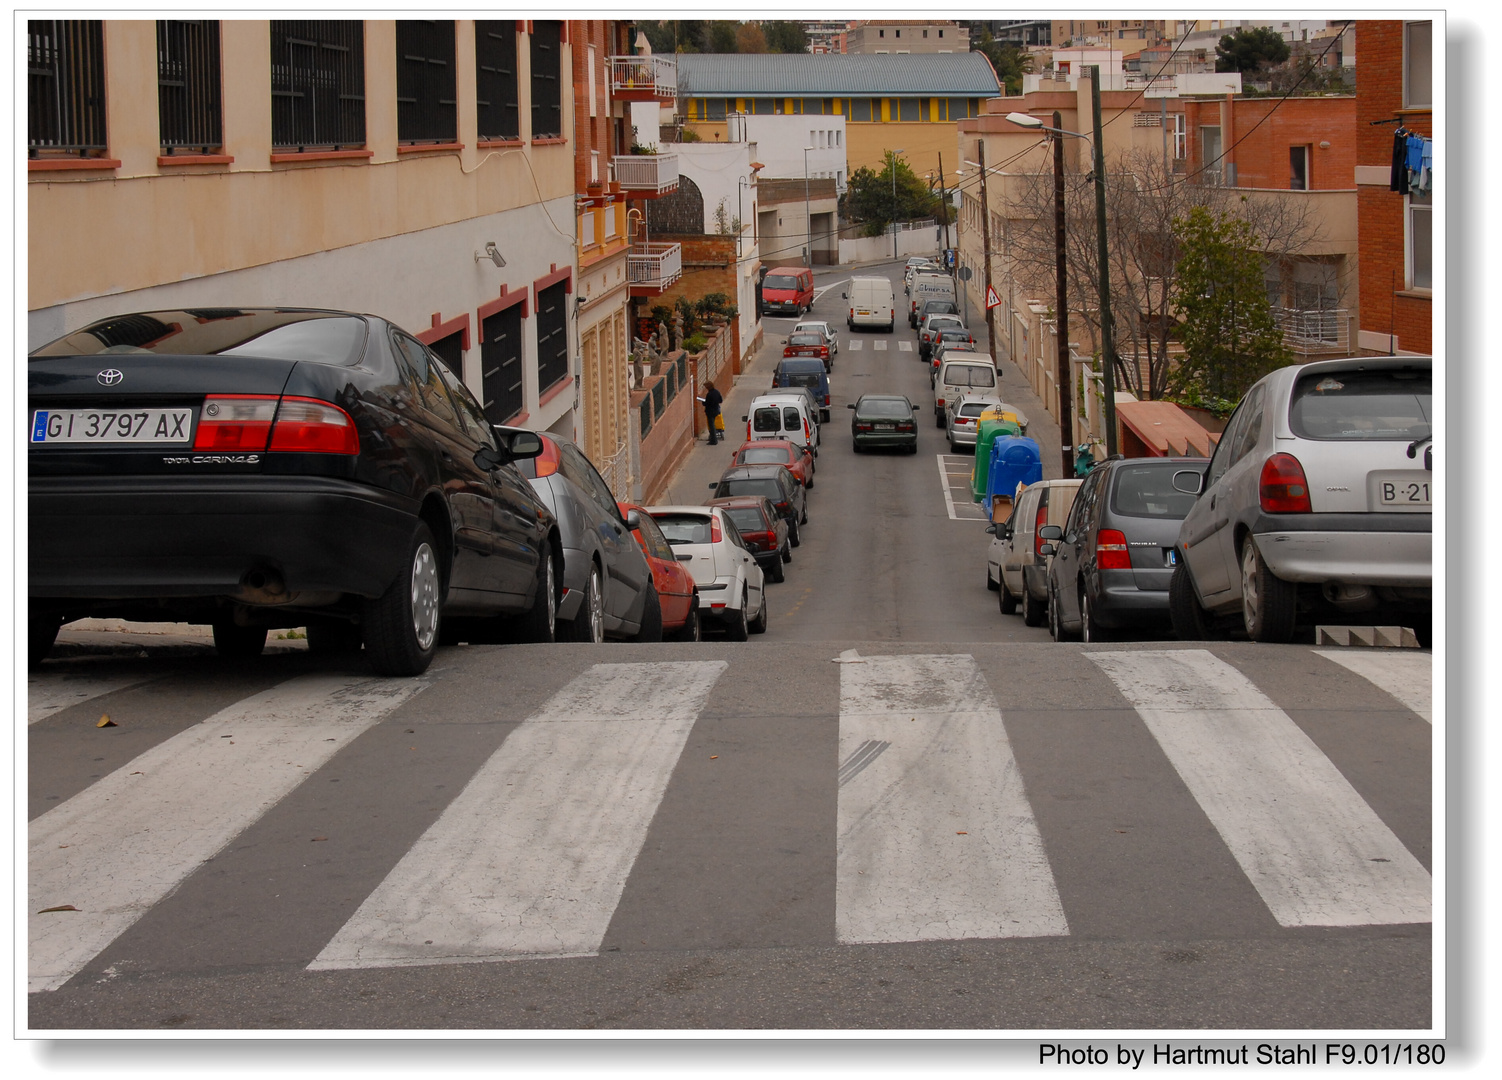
[709,463,807,546]
[1038,456,1209,642]
[848,394,920,454]
[28,308,562,675]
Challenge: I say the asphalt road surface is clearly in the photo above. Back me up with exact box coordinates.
[27,259,1433,1034]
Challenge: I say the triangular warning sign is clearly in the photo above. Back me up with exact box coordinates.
[985,285,1002,309]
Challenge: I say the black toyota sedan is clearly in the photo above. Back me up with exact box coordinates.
[28,308,562,675]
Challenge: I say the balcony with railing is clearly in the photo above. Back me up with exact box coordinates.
[612,152,679,196]
[1275,307,1352,355]
[609,55,677,101]
[628,242,682,296]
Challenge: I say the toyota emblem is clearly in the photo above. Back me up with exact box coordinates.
[96,369,124,386]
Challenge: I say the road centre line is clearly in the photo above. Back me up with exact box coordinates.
[1089,650,1431,927]
[310,661,727,971]
[836,653,1068,944]
[1314,649,1432,724]
[813,279,849,302]
[29,673,427,992]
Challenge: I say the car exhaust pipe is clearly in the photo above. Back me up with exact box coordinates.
[1322,582,1379,613]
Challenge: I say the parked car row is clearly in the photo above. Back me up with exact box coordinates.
[986,355,1433,646]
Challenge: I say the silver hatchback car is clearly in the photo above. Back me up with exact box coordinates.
[1169,356,1432,643]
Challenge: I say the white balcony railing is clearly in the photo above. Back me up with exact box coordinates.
[1276,307,1350,354]
[628,242,682,292]
[612,152,679,195]
[609,55,677,100]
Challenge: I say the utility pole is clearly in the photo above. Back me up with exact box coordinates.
[977,139,997,364]
[1052,111,1073,479]
[937,151,952,257]
[1089,65,1118,457]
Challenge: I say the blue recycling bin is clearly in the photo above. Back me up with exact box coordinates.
[983,436,1043,518]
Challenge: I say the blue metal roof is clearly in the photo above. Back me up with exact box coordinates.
[675,52,1000,97]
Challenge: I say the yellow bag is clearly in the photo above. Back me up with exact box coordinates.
[714,414,725,431]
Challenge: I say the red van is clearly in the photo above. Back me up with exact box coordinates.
[761,266,814,317]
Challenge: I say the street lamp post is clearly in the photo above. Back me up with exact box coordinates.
[890,148,905,258]
[803,146,814,266]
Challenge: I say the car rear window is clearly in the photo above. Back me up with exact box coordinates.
[1288,368,1432,441]
[859,398,911,419]
[724,508,767,534]
[787,334,823,347]
[959,402,989,418]
[740,447,790,465]
[946,365,996,388]
[1110,464,1201,519]
[33,310,368,365]
[785,374,821,389]
[752,407,782,433]
[780,359,824,373]
[720,479,780,501]
[653,514,712,544]
[764,275,797,290]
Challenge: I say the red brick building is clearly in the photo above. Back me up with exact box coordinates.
[1354,20,1433,355]
[1180,95,1356,191]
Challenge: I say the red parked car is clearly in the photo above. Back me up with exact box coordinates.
[728,438,815,490]
[706,495,790,583]
[782,332,829,366]
[618,500,701,641]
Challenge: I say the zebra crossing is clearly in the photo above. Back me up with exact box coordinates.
[28,643,1433,993]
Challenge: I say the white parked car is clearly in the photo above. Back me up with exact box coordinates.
[792,320,838,358]
[648,505,768,640]
[946,393,1010,453]
[1170,355,1432,644]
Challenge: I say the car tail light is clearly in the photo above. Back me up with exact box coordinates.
[822,394,830,406]
[268,396,359,454]
[775,500,790,514]
[936,397,946,408]
[804,418,811,440]
[1259,453,1311,512]
[897,421,914,432]
[1033,504,1049,556]
[710,515,723,543]
[194,395,278,451]
[1096,528,1131,570]
[855,422,873,433]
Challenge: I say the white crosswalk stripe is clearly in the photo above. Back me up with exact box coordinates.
[1315,649,1432,724]
[310,661,728,971]
[1090,650,1430,928]
[28,669,159,724]
[874,340,888,351]
[29,673,428,992]
[848,339,863,351]
[836,653,1067,943]
[898,340,913,352]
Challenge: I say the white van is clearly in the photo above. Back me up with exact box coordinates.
[843,276,896,333]
[909,272,957,327]
[743,393,820,455]
[933,354,999,427]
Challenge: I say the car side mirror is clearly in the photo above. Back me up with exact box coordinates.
[841,292,848,299]
[1172,469,1206,495]
[912,404,920,411]
[985,523,997,535]
[846,403,856,410]
[1038,525,1063,541]
[1038,542,1057,557]
[708,482,718,490]
[509,431,543,460]
[625,509,642,531]
[741,415,748,422]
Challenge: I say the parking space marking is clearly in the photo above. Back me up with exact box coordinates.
[1314,650,1432,724]
[1090,650,1431,928]
[837,653,1069,943]
[938,454,986,521]
[30,673,428,992]
[310,661,727,971]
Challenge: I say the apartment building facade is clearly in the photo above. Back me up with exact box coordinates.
[29,18,579,439]
[845,22,969,55]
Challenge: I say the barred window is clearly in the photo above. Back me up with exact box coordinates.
[535,281,570,394]
[271,21,365,150]
[396,20,456,144]
[28,20,107,156]
[530,20,563,138]
[158,21,222,153]
[475,21,519,140]
[481,305,525,424]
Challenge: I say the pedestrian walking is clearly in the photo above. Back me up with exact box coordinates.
[700,380,724,445]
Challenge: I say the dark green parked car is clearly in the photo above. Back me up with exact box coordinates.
[848,394,920,454]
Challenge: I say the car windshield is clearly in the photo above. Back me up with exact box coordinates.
[1288,368,1432,440]
[740,447,792,465]
[947,366,996,388]
[1111,464,1202,519]
[652,514,713,544]
[723,507,768,533]
[720,479,781,501]
[858,398,912,419]
[33,310,368,365]
[764,275,797,290]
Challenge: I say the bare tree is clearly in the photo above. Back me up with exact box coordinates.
[994,147,1329,401]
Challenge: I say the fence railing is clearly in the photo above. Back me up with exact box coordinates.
[609,55,677,100]
[612,152,679,194]
[628,242,683,290]
[1276,307,1350,354]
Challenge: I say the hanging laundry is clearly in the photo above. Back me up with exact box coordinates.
[1390,129,1408,192]
[1418,138,1433,195]
[1405,134,1425,174]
